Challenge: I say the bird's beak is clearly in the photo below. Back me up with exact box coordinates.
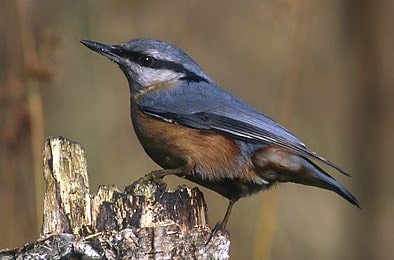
[80,39,123,64]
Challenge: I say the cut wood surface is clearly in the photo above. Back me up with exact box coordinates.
[0,136,230,259]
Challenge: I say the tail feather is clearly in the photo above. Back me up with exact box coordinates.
[301,157,361,208]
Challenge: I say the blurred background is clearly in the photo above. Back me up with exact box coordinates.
[1,0,393,259]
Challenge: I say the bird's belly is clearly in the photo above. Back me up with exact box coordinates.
[132,109,252,181]
[185,173,272,201]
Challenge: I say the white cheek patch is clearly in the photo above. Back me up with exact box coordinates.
[136,67,184,86]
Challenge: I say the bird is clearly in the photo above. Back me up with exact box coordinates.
[80,38,360,239]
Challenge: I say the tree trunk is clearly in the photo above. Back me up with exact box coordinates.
[0,136,230,259]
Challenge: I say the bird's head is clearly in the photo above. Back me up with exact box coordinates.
[80,38,210,93]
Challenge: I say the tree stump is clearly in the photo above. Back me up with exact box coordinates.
[0,136,230,259]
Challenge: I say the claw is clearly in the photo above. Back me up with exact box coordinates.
[205,200,235,246]
[205,221,224,245]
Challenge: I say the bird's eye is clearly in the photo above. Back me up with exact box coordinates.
[138,55,154,67]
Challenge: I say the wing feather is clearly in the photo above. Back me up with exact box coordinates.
[139,81,350,176]
[142,109,350,176]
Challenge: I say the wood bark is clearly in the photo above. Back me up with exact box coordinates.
[0,136,230,259]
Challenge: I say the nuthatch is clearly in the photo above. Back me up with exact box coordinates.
[80,38,360,237]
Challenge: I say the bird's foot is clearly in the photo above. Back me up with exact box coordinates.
[133,169,170,185]
[205,221,224,246]
[126,168,184,194]
[125,170,164,194]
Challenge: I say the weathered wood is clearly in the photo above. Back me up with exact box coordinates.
[0,136,230,259]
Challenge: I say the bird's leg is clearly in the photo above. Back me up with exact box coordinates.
[126,167,184,194]
[141,167,185,182]
[206,199,235,245]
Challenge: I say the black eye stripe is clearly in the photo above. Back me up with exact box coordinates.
[114,48,208,83]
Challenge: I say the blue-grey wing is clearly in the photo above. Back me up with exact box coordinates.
[138,80,349,176]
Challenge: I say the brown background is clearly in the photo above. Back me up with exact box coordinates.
[1,1,393,259]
